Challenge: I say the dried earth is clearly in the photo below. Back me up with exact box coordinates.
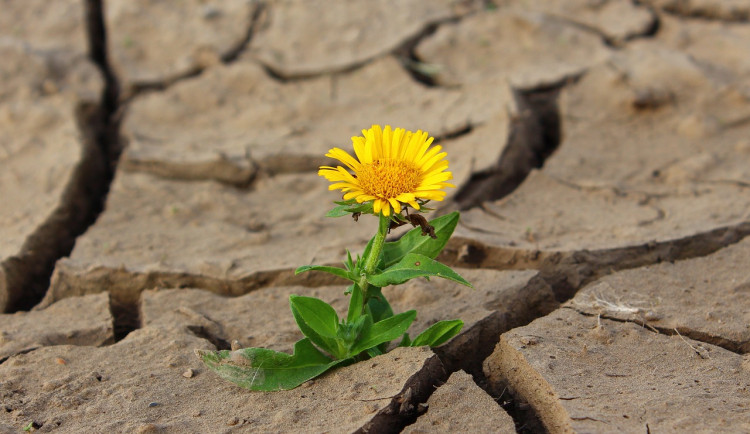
[1,0,749,432]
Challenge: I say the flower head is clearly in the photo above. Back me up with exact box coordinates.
[319,125,454,216]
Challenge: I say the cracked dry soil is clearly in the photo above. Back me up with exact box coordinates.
[1,0,749,432]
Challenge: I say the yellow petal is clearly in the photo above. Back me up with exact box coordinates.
[352,136,368,164]
[319,168,349,182]
[391,127,404,160]
[328,182,357,191]
[417,145,442,168]
[328,148,361,171]
[413,134,434,162]
[395,192,416,202]
[419,151,448,172]
[344,191,364,200]
[415,191,447,201]
[422,172,453,185]
[371,125,384,160]
[421,160,450,178]
[381,200,391,216]
[403,130,422,161]
[382,125,393,159]
[388,198,402,214]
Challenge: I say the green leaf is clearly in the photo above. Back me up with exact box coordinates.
[398,333,411,347]
[365,287,393,323]
[344,250,354,271]
[289,295,343,358]
[196,338,345,391]
[382,212,459,268]
[294,265,353,282]
[326,201,374,218]
[349,310,417,355]
[346,283,364,323]
[366,253,473,288]
[337,314,368,347]
[411,320,463,347]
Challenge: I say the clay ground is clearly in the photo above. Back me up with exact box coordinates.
[1,0,750,432]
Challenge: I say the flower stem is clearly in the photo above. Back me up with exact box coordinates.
[358,213,390,305]
[364,213,389,275]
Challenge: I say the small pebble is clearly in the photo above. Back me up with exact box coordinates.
[55,358,66,365]
[148,402,160,408]
[202,5,221,19]
[183,368,194,378]
[227,417,239,426]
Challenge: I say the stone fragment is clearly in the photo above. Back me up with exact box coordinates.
[121,56,515,187]
[248,0,476,77]
[0,327,443,432]
[0,293,113,361]
[415,9,609,87]
[403,370,516,433]
[484,308,750,433]
[496,0,656,44]
[568,237,750,353]
[105,0,256,91]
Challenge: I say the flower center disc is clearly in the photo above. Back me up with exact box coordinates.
[358,159,421,199]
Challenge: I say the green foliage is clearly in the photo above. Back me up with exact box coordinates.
[294,265,354,281]
[195,339,344,391]
[410,320,464,348]
[367,253,472,288]
[381,212,459,268]
[346,284,364,323]
[348,310,416,355]
[326,199,374,218]
[289,295,344,358]
[199,212,471,391]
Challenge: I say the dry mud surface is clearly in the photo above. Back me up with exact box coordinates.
[1,0,750,432]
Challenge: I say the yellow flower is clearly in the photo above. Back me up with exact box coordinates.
[319,125,454,216]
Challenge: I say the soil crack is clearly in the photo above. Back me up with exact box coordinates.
[1,0,122,312]
[639,1,750,22]
[454,84,563,210]
[124,1,267,99]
